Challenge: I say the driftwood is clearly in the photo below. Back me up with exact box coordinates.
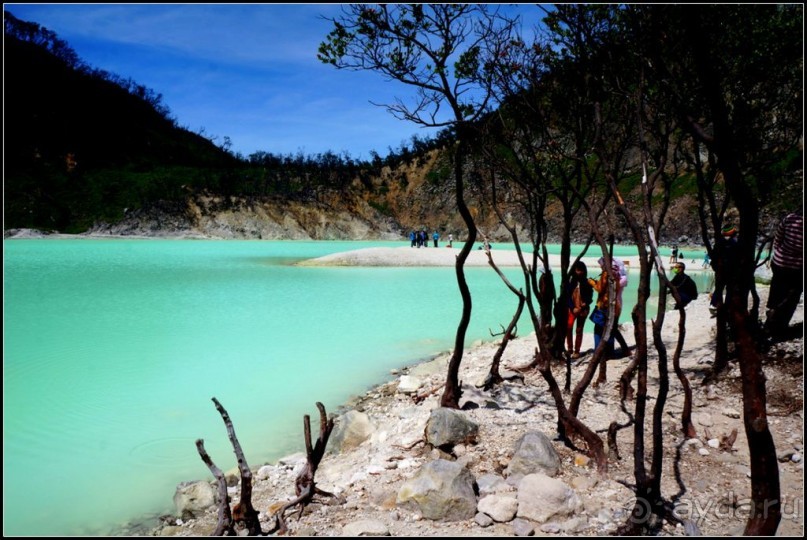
[212,398,262,535]
[270,402,343,534]
[195,397,262,536]
[195,439,234,536]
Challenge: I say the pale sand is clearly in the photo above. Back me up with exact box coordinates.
[297,245,712,274]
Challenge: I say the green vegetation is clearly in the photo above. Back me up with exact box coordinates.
[3,10,451,232]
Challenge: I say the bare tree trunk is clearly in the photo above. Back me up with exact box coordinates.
[484,298,525,391]
[195,439,234,536]
[272,402,341,534]
[533,347,608,474]
[670,314,697,438]
[733,308,781,535]
[441,138,476,408]
[211,398,261,536]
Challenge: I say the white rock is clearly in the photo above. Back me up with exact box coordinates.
[398,375,424,394]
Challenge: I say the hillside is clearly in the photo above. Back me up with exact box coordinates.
[3,12,238,232]
[3,10,800,244]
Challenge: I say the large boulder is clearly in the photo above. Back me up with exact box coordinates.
[505,431,561,478]
[329,410,376,454]
[424,408,479,450]
[396,459,478,521]
[516,473,581,523]
[173,480,216,519]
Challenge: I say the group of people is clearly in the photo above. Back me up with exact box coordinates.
[565,253,698,360]
[409,230,441,248]
[565,257,635,359]
[564,209,802,359]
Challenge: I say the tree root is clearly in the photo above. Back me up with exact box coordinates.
[268,402,344,535]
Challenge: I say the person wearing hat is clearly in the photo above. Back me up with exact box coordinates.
[670,261,698,309]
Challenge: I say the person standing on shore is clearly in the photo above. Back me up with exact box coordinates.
[669,245,679,264]
[765,211,803,338]
[565,261,593,359]
[670,261,698,309]
[710,224,740,315]
[588,257,622,357]
[611,258,631,357]
[447,233,453,248]
[432,230,440,248]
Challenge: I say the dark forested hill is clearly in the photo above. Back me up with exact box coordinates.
[3,12,239,232]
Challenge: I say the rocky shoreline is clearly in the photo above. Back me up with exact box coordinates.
[8,234,794,536]
[130,283,801,537]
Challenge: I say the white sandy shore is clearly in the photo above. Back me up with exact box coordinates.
[297,245,715,275]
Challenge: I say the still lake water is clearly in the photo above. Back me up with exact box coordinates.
[3,239,709,536]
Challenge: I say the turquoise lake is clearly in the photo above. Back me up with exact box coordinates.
[3,239,710,536]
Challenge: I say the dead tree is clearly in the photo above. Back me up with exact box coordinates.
[194,397,262,536]
[481,231,526,391]
[270,402,342,534]
[212,398,262,535]
[195,439,234,536]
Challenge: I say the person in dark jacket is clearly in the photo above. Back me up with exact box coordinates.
[670,262,698,309]
[565,261,594,358]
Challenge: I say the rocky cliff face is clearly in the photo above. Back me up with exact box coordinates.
[86,151,784,245]
[88,192,404,240]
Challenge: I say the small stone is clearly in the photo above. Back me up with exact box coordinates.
[685,438,703,449]
[707,438,720,449]
[792,453,802,463]
[342,520,390,537]
[778,450,795,462]
[512,518,535,536]
[540,522,561,533]
[475,512,494,528]
[698,448,710,456]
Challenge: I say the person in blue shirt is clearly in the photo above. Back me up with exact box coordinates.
[432,231,440,248]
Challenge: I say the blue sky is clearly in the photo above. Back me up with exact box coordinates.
[5,4,537,161]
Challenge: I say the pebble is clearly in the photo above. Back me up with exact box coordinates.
[698,448,710,456]
[512,518,535,536]
[474,513,494,528]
